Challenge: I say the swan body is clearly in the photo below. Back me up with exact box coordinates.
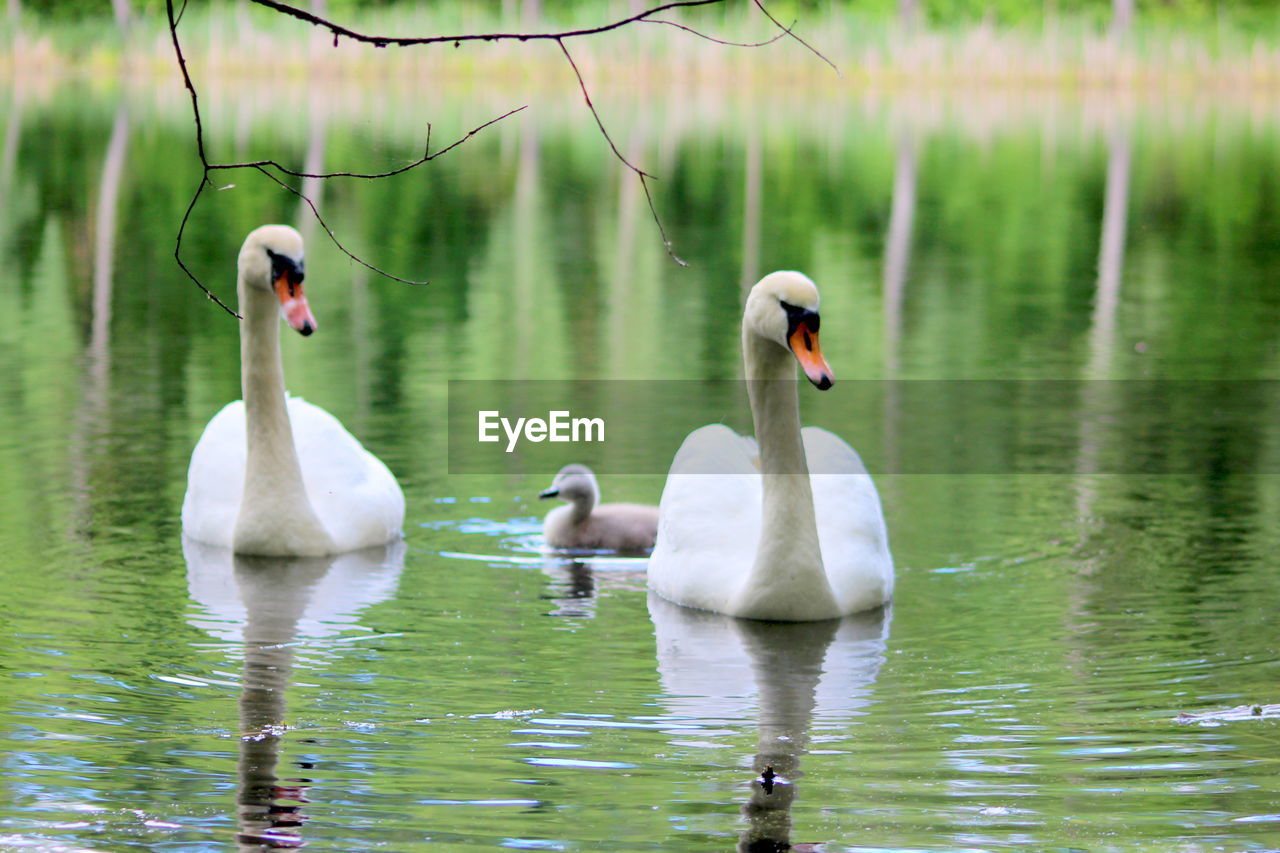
[184,397,405,554]
[648,271,893,621]
[182,224,405,556]
[539,464,658,552]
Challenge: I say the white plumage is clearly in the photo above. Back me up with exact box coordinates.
[648,271,894,621]
[183,396,404,554]
[181,224,404,556]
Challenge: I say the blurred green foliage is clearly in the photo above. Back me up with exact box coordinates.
[14,0,1280,28]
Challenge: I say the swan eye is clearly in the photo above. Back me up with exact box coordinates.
[266,248,306,293]
[780,300,820,334]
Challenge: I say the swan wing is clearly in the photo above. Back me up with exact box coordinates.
[288,397,406,552]
[803,427,895,613]
[182,401,248,549]
[648,424,762,613]
[181,398,404,552]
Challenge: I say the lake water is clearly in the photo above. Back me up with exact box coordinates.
[1,70,1280,852]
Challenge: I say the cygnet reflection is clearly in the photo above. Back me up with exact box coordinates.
[538,554,648,619]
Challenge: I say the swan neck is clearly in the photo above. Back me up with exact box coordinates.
[744,333,808,476]
[739,329,835,615]
[235,276,331,554]
[241,281,287,423]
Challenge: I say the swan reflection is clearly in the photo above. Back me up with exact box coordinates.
[649,594,889,851]
[184,538,406,850]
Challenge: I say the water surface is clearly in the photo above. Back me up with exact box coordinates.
[0,78,1279,851]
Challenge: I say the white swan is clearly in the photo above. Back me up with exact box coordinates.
[539,464,659,552]
[648,271,893,621]
[181,224,405,556]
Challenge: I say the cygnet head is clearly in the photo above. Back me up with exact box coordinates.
[539,464,601,510]
[744,270,833,390]
[238,224,317,336]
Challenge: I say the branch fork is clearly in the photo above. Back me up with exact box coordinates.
[165,0,834,310]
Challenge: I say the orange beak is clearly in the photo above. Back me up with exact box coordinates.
[274,272,316,336]
[788,320,834,390]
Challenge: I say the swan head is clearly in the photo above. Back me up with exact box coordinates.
[744,271,833,390]
[238,224,317,336]
[539,464,600,508]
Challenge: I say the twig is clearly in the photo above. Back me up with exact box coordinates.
[751,0,840,76]
[250,164,425,285]
[164,0,523,310]
[217,107,525,182]
[555,37,686,265]
[555,38,650,180]
[247,0,729,48]
[639,174,687,267]
[167,0,823,302]
[174,177,238,316]
[167,0,237,316]
[639,16,791,48]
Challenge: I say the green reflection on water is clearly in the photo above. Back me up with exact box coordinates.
[0,82,1279,851]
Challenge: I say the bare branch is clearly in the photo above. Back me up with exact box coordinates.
[209,106,527,182]
[166,0,209,167]
[423,107,531,162]
[167,0,824,301]
[640,174,687,267]
[247,0,729,47]
[164,0,522,307]
[251,164,428,285]
[174,176,241,318]
[556,38,689,265]
[751,0,840,75]
[556,39,652,179]
[167,0,239,316]
[639,16,791,48]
